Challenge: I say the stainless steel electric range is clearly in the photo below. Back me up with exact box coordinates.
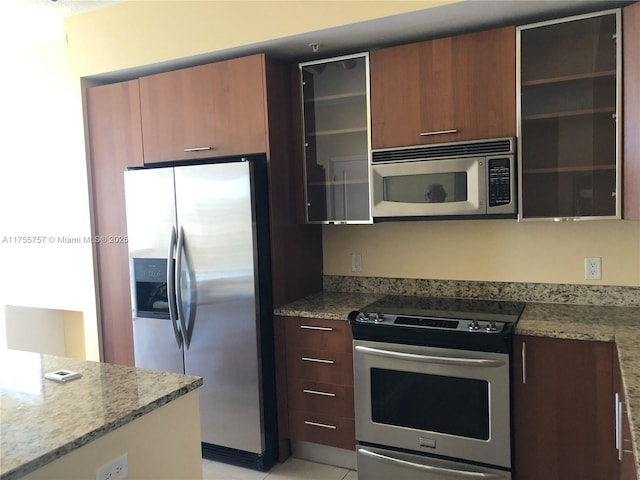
[348,295,526,480]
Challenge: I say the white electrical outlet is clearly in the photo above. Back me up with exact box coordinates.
[584,257,602,280]
[96,453,128,480]
[351,253,362,272]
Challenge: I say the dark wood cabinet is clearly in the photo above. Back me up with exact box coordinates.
[87,57,323,366]
[275,316,355,456]
[513,335,617,480]
[86,80,144,366]
[139,54,268,164]
[614,351,638,479]
[370,26,516,149]
[623,2,640,220]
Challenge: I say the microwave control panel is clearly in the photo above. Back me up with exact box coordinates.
[487,157,512,207]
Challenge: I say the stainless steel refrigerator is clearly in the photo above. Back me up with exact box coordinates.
[123,156,277,470]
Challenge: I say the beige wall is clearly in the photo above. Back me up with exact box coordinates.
[63,0,639,292]
[323,220,640,286]
[22,391,202,480]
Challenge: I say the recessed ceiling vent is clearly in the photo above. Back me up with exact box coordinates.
[372,137,515,163]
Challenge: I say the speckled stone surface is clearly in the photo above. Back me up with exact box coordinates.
[324,275,640,307]
[0,350,202,480]
[276,288,640,476]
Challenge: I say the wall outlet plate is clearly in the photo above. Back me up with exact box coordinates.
[584,257,602,280]
[96,452,128,480]
[351,253,362,272]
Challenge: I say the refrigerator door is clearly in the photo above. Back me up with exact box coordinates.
[174,161,265,453]
[124,168,183,374]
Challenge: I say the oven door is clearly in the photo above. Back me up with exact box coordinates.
[371,156,485,218]
[357,444,511,480]
[353,339,511,468]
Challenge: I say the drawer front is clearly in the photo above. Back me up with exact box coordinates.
[286,349,353,385]
[288,409,356,450]
[285,318,351,354]
[287,379,354,419]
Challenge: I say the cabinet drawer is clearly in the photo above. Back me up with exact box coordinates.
[286,349,353,385]
[287,380,354,419]
[284,317,351,354]
[288,409,356,450]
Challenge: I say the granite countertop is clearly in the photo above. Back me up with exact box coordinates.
[0,350,202,480]
[275,291,640,476]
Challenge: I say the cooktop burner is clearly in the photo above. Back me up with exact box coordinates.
[348,295,526,353]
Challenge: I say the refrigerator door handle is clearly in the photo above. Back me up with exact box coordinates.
[175,226,190,349]
[166,226,182,348]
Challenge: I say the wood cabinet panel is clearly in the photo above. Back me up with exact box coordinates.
[139,54,268,164]
[286,349,353,385]
[513,336,616,480]
[287,380,354,419]
[284,317,351,353]
[614,350,638,480]
[370,26,516,149]
[288,409,355,450]
[86,80,143,366]
[623,2,640,220]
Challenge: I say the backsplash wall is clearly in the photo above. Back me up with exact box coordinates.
[322,219,640,287]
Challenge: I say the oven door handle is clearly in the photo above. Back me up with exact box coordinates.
[358,448,502,478]
[354,345,506,367]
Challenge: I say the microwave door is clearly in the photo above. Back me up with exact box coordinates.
[371,157,486,218]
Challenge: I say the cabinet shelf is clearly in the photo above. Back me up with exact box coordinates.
[521,70,616,87]
[522,106,615,121]
[306,127,367,137]
[523,164,616,174]
[305,91,366,104]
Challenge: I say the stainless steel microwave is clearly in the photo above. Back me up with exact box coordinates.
[371,138,517,220]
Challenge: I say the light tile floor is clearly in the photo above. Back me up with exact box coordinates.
[202,457,357,480]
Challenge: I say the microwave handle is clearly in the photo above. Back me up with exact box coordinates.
[354,345,506,367]
[358,448,501,478]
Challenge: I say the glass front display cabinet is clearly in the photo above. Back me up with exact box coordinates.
[300,53,371,223]
[517,10,621,220]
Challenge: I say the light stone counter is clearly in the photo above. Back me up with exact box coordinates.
[0,350,202,480]
[275,291,640,477]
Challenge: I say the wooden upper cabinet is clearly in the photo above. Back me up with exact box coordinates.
[370,26,516,149]
[139,54,269,164]
[624,2,640,220]
[86,80,143,366]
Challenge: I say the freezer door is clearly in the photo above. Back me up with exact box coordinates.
[174,161,265,453]
[124,168,183,374]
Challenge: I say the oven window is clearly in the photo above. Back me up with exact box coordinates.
[370,368,489,440]
[383,173,468,203]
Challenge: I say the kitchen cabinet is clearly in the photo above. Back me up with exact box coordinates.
[139,54,268,164]
[87,56,323,366]
[614,351,638,479]
[86,80,143,366]
[513,335,617,480]
[300,53,371,223]
[275,316,355,455]
[369,26,516,149]
[623,1,640,220]
[517,10,621,220]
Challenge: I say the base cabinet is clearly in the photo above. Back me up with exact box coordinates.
[614,351,638,480]
[275,316,355,457]
[513,336,616,480]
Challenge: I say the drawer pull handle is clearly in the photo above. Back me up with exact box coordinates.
[302,357,334,364]
[305,420,337,430]
[183,146,212,152]
[419,129,458,136]
[300,325,333,331]
[303,389,336,397]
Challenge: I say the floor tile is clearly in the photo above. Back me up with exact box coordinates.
[265,458,349,480]
[342,471,358,480]
[202,459,269,480]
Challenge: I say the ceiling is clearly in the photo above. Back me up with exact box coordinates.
[5,0,634,79]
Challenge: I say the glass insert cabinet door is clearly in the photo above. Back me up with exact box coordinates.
[300,53,372,224]
[517,10,621,220]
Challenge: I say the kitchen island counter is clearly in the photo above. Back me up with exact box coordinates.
[275,291,640,477]
[0,350,202,480]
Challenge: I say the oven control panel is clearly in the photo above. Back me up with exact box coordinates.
[354,311,506,334]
